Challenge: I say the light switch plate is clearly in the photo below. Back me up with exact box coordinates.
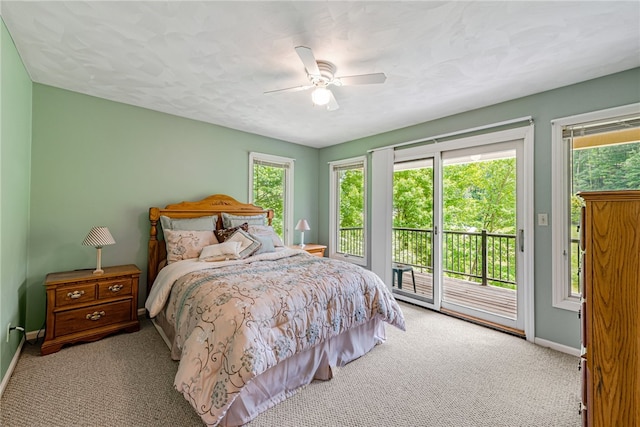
[538,213,548,226]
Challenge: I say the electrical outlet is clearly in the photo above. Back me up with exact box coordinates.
[6,323,11,343]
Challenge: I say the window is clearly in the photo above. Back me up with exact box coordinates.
[329,157,367,265]
[249,152,294,244]
[551,104,640,310]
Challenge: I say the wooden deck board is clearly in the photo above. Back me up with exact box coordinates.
[392,270,517,319]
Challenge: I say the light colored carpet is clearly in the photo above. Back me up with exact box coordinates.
[1,302,581,426]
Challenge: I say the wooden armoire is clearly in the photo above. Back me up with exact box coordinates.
[578,190,640,427]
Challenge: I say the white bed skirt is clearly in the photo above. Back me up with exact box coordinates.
[152,311,386,426]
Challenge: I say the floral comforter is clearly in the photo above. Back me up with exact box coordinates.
[145,248,405,426]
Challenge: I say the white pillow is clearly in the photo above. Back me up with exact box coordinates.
[225,229,262,258]
[164,230,217,264]
[248,225,284,247]
[222,213,267,228]
[252,234,276,255]
[199,241,242,262]
[160,215,217,231]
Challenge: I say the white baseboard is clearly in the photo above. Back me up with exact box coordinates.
[0,337,25,399]
[534,337,581,357]
[25,330,40,341]
[2,308,148,399]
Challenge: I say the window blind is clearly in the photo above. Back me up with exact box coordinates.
[332,161,364,172]
[563,115,640,150]
[562,115,640,138]
[253,159,290,169]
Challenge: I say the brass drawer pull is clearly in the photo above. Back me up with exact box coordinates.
[67,290,85,299]
[86,311,106,321]
[109,284,124,293]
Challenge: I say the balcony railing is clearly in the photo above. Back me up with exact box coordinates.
[339,227,517,288]
[339,227,365,258]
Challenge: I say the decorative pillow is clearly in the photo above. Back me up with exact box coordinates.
[164,229,217,264]
[248,225,284,247]
[214,223,249,243]
[160,215,217,231]
[252,234,276,255]
[222,213,267,228]
[225,229,262,259]
[199,241,242,262]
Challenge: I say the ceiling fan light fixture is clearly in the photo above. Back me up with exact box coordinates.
[311,87,331,106]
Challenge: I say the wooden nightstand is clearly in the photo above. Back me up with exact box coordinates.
[289,244,327,257]
[41,264,141,355]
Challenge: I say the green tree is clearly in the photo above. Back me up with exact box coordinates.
[442,159,516,233]
[391,157,517,288]
[569,141,640,294]
[337,168,365,256]
[393,168,433,228]
[339,169,364,228]
[573,142,640,192]
[253,164,285,237]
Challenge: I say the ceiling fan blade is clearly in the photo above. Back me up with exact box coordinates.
[326,90,339,111]
[264,84,313,94]
[294,46,321,77]
[337,73,387,86]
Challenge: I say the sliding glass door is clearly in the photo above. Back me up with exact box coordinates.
[388,128,530,334]
[440,141,523,331]
[392,158,435,303]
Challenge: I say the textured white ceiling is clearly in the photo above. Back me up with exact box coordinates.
[2,1,639,148]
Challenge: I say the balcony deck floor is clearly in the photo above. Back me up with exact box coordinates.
[392,269,517,319]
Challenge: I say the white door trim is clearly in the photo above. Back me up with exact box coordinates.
[391,125,535,341]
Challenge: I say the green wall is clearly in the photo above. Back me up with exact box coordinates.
[0,19,32,381]
[2,10,638,377]
[318,67,640,349]
[27,84,319,332]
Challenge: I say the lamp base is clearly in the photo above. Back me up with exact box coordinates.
[94,247,104,275]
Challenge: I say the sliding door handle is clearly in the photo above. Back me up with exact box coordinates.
[519,229,524,252]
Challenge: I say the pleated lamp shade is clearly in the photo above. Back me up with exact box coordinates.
[83,226,115,274]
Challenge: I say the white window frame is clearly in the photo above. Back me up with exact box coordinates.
[249,152,295,245]
[329,156,367,266]
[551,103,640,311]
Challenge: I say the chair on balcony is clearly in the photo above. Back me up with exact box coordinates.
[392,263,416,292]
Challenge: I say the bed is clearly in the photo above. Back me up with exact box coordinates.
[144,194,405,426]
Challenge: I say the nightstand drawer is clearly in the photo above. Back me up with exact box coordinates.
[97,278,132,299]
[54,300,133,336]
[55,282,97,307]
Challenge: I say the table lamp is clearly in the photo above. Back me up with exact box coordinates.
[83,226,115,274]
[295,219,310,247]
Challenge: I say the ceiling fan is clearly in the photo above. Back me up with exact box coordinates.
[264,46,386,111]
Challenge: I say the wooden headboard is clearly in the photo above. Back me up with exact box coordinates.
[148,194,273,293]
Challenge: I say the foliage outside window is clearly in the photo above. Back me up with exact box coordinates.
[329,157,366,265]
[552,105,640,311]
[393,160,434,277]
[392,154,517,290]
[443,155,517,289]
[249,153,294,244]
[568,120,640,294]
